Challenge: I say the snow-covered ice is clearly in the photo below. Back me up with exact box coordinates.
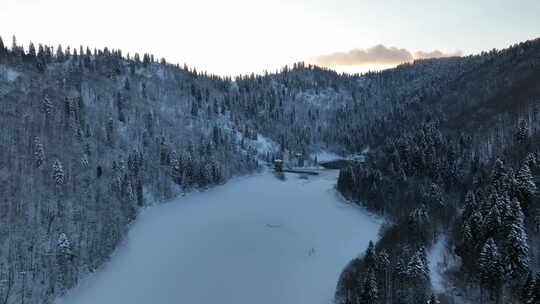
[57,170,381,304]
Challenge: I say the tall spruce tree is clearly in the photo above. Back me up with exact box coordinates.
[479,238,504,300]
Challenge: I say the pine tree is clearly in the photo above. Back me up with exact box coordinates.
[360,267,378,304]
[491,158,507,188]
[530,273,540,304]
[408,250,429,282]
[485,203,502,236]
[57,233,72,256]
[407,249,430,303]
[42,96,53,116]
[106,116,114,146]
[503,201,529,280]
[479,238,504,298]
[462,190,477,219]
[364,240,377,268]
[56,44,64,61]
[53,159,65,186]
[0,35,5,55]
[468,209,485,240]
[525,152,537,168]
[56,232,74,293]
[515,119,529,146]
[80,154,89,168]
[28,42,36,57]
[516,162,537,213]
[11,35,17,53]
[520,271,535,303]
[33,137,45,168]
[427,293,439,304]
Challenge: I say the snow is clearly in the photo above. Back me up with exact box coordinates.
[312,149,369,163]
[56,170,381,304]
[429,235,447,292]
[1,66,20,82]
[312,151,342,162]
[250,134,278,155]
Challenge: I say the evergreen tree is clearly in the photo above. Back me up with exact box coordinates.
[33,136,45,168]
[530,272,540,304]
[503,201,529,279]
[56,232,74,293]
[53,159,65,186]
[407,249,430,303]
[515,161,537,213]
[485,202,502,236]
[11,35,17,53]
[57,232,72,256]
[479,238,504,299]
[525,152,537,168]
[56,44,64,61]
[80,154,89,168]
[515,119,530,146]
[28,42,36,57]
[0,35,5,55]
[491,158,507,189]
[462,190,477,219]
[427,293,439,304]
[360,267,378,304]
[364,240,377,267]
[520,272,535,304]
[42,96,53,116]
[106,116,114,146]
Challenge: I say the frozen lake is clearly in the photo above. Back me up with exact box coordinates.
[57,170,381,304]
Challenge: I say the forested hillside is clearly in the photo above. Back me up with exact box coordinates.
[335,38,540,304]
[1,34,539,304]
[0,35,381,304]
[0,37,265,304]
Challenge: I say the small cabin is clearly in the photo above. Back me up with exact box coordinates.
[295,153,305,167]
[274,159,283,172]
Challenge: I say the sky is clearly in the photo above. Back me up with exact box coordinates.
[1,0,539,76]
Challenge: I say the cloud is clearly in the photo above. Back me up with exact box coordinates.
[311,44,461,66]
[414,49,462,59]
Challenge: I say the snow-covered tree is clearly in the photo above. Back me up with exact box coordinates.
[80,154,89,168]
[491,158,507,188]
[462,190,477,219]
[364,240,377,267]
[515,161,537,213]
[515,119,530,145]
[479,238,504,298]
[42,96,53,116]
[33,136,45,168]
[0,35,5,54]
[485,203,502,236]
[57,232,72,256]
[53,159,65,186]
[360,268,378,304]
[529,273,540,304]
[407,249,430,303]
[520,272,536,303]
[426,293,439,304]
[503,201,529,279]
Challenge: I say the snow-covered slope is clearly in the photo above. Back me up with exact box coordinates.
[429,235,447,292]
[56,170,381,304]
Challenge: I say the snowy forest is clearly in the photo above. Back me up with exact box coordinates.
[335,39,540,304]
[0,34,539,304]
